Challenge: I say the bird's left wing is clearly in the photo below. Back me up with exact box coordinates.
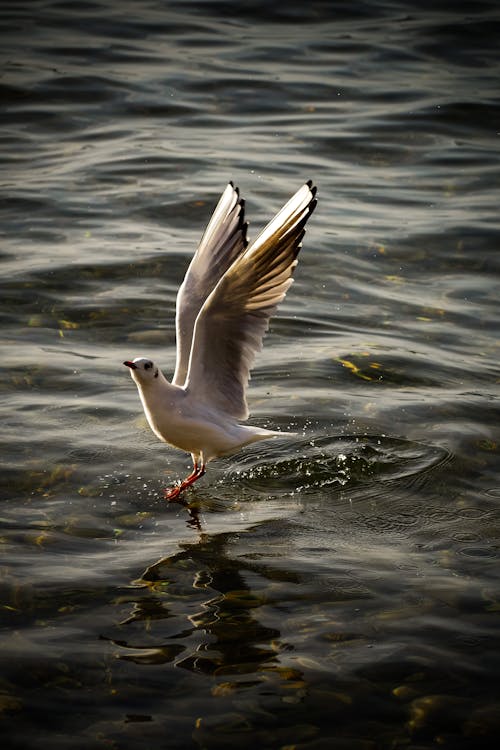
[184,181,317,420]
[172,183,248,386]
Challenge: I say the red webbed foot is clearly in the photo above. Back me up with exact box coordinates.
[163,463,206,502]
[163,484,183,501]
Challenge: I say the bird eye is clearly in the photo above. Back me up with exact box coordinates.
[144,362,152,370]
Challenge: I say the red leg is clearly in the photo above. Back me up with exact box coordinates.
[164,463,206,501]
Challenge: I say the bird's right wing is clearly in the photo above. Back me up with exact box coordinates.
[172,183,248,386]
[184,181,317,420]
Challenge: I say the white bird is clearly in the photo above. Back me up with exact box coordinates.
[124,180,317,500]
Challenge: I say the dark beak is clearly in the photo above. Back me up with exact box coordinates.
[123,361,137,369]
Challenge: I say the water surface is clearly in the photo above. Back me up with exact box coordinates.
[1,1,500,748]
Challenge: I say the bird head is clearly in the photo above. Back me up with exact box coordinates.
[123,357,159,384]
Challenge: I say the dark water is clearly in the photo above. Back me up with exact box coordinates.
[2,1,500,747]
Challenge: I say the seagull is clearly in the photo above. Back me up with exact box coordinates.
[124,180,317,500]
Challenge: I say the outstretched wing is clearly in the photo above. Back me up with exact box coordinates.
[184,181,317,419]
[172,183,248,386]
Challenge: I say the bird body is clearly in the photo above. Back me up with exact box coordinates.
[128,360,280,462]
[124,180,317,499]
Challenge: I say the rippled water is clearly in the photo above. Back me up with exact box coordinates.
[2,1,500,748]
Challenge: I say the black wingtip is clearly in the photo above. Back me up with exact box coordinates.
[235,195,249,248]
[306,180,317,200]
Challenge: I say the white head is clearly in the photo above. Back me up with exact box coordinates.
[123,357,160,385]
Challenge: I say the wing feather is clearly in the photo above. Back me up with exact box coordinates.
[184,181,317,419]
[172,183,248,386]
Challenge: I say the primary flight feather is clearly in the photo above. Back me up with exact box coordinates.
[124,180,317,499]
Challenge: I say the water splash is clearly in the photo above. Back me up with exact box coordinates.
[225,434,451,498]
